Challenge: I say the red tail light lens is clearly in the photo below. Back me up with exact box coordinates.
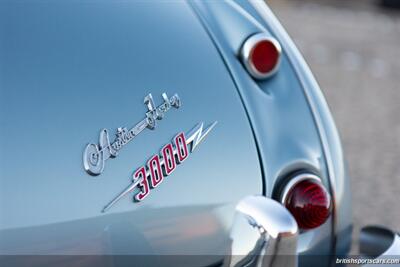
[282,177,331,230]
[240,33,281,79]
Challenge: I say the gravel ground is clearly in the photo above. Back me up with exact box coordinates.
[267,0,400,254]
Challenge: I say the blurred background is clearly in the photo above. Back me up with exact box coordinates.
[267,0,400,253]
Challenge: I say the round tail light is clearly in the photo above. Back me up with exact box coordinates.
[240,33,281,79]
[281,174,331,230]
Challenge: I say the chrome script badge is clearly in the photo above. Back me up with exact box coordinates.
[102,121,217,212]
[83,93,181,176]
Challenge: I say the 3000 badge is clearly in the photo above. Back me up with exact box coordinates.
[102,122,217,212]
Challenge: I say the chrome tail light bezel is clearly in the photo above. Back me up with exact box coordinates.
[240,33,282,80]
[280,173,332,230]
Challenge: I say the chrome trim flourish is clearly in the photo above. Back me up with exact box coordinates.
[102,121,217,212]
[83,93,181,176]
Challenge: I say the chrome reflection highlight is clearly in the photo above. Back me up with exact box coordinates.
[83,92,181,176]
[228,196,298,267]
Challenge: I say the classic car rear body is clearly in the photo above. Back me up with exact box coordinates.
[0,1,356,266]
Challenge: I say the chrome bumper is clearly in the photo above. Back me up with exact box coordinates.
[360,226,400,266]
[228,196,400,267]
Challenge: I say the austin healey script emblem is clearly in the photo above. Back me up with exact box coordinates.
[83,93,181,176]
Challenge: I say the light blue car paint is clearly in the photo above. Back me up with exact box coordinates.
[0,1,352,266]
